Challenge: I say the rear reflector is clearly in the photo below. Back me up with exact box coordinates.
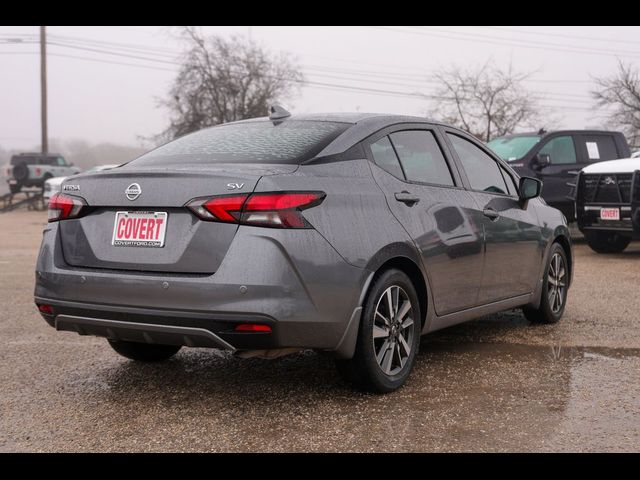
[234,324,272,333]
[48,193,87,222]
[186,191,325,228]
[37,304,54,315]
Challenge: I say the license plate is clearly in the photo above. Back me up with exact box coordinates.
[600,208,620,221]
[112,211,167,247]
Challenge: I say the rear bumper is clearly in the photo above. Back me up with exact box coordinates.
[35,298,280,350]
[34,222,369,354]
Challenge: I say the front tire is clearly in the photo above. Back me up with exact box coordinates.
[584,231,630,254]
[336,269,421,393]
[523,243,569,324]
[108,340,181,362]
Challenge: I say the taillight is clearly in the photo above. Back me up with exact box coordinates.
[37,304,54,315]
[48,193,87,222]
[186,191,325,228]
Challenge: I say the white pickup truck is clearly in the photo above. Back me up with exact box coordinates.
[575,157,640,253]
[4,152,81,194]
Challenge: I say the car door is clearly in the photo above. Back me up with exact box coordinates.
[531,134,582,217]
[366,125,485,316]
[443,129,544,304]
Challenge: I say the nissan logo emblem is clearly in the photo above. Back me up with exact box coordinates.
[125,183,142,201]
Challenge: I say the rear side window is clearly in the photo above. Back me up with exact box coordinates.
[130,120,350,166]
[447,133,508,195]
[389,131,454,186]
[581,135,618,162]
[370,136,404,178]
[539,136,577,165]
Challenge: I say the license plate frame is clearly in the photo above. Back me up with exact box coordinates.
[112,211,168,248]
[600,208,620,221]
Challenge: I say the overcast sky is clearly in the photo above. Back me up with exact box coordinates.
[1,25,638,150]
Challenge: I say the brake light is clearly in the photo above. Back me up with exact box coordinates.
[48,193,86,222]
[186,191,325,228]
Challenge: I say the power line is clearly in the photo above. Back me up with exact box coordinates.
[476,26,640,47]
[370,26,640,59]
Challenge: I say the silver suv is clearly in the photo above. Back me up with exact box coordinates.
[4,152,80,194]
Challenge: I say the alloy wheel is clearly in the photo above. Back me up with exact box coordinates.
[372,285,415,376]
[547,253,566,314]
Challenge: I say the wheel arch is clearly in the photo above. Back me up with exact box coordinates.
[333,244,430,360]
[553,233,573,289]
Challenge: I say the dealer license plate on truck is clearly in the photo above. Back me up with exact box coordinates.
[600,208,620,221]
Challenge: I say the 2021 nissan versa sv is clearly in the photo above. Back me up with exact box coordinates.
[35,109,572,392]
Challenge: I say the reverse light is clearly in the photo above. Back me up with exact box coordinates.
[186,191,325,228]
[235,323,272,333]
[48,193,87,222]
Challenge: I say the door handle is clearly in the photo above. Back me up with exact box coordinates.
[483,207,500,221]
[394,192,420,205]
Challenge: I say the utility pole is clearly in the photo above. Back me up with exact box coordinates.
[40,26,48,154]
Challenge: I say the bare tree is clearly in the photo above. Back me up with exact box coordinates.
[160,27,303,140]
[592,61,640,148]
[430,62,544,142]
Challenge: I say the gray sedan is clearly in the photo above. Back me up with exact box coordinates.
[34,110,572,392]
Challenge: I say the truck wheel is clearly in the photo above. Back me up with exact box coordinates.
[9,184,22,194]
[335,269,421,393]
[523,243,568,324]
[584,231,631,254]
[108,340,181,362]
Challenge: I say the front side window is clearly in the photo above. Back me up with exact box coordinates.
[500,166,519,196]
[370,136,404,179]
[447,133,508,195]
[539,136,577,165]
[389,130,454,186]
[56,157,67,166]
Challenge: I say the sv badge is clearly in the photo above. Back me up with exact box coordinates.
[227,183,245,190]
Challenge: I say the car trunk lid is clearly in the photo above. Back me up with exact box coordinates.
[58,163,297,273]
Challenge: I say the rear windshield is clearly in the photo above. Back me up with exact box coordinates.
[130,120,351,166]
[487,135,541,161]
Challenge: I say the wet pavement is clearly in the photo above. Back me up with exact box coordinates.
[1,211,639,452]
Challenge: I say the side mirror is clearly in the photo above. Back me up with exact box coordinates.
[532,153,551,170]
[519,176,542,202]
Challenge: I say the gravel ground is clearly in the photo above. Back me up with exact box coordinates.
[1,210,639,452]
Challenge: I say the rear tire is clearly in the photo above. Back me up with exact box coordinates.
[335,269,421,393]
[108,340,181,362]
[584,231,630,254]
[523,243,568,324]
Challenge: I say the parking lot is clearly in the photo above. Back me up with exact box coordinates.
[1,209,639,452]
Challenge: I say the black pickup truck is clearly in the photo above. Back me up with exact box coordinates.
[487,130,630,221]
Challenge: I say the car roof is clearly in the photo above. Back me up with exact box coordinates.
[13,152,62,156]
[496,130,623,139]
[228,112,443,126]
